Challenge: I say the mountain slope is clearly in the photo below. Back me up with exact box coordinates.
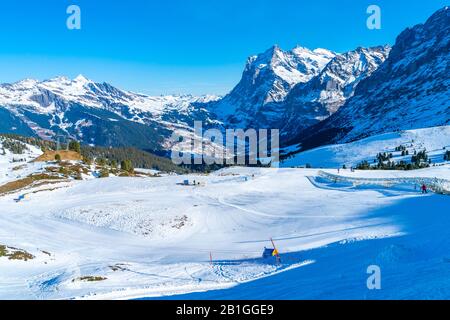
[292,6,450,151]
[282,125,450,168]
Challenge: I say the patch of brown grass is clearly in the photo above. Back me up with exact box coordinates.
[46,163,89,179]
[0,244,35,261]
[72,276,107,282]
[0,173,63,196]
[12,165,27,171]
[34,150,82,162]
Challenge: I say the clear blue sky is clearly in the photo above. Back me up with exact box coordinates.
[0,0,447,95]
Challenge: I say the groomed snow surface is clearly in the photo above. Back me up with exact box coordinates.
[283,126,450,169]
[1,163,450,300]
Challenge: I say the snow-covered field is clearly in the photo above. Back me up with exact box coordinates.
[1,158,449,299]
[1,130,450,300]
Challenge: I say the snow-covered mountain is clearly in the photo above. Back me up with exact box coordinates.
[0,75,218,117]
[206,45,336,128]
[291,6,450,151]
[279,46,391,137]
[0,76,219,151]
[202,44,390,140]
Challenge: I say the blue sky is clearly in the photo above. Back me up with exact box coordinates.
[0,0,447,95]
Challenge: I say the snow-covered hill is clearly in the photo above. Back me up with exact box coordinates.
[282,126,450,168]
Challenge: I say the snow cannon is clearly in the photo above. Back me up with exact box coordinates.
[262,247,277,259]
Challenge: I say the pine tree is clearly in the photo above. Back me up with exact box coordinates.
[99,168,110,178]
[68,140,81,154]
[110,160,118,169]
[121,160,134,173]
[97,158,107,167]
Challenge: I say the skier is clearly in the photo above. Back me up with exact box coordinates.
[421,184,427,194]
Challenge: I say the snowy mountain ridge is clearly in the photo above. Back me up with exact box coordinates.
[0,44,374,150]
[0,76,221,149]
[203,43,391,138]
[206,45,336,127]
[0,75,219,117]
[278,45,391,137]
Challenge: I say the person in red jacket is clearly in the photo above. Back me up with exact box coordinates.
[421,184,428,194]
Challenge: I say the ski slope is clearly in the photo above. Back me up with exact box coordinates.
[1,163,449,299]
[282,126,450,168]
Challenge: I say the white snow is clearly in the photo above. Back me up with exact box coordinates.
[0,126,449,300]
[283,126,450,168]
[1,159,449,299]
